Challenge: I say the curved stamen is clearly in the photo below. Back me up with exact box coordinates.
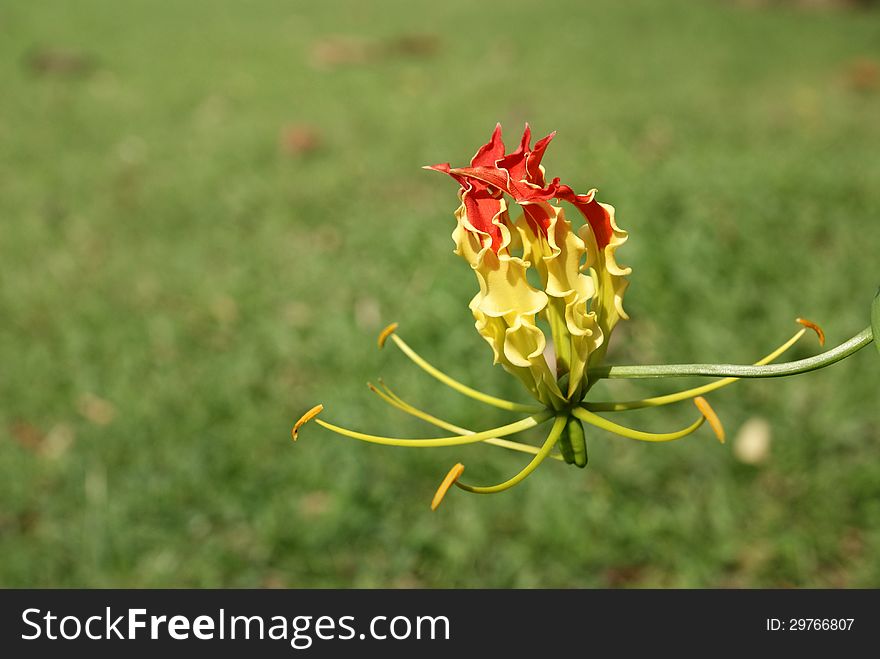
[431,463,465,510]
[796,317,825,346]
[367,381,564,461]
[312,410,554,448]
[452,415,568,496]
[377,322,399,348]
[572,399,719,443]
[292,404,324,441]
[693,396,725,443]
[383,330,543,413]
[588,326,873,380]
[585,325,812,412]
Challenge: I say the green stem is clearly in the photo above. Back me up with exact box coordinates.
[589,326,873,380]
[584,328,806,411]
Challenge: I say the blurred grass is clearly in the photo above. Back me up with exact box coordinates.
[0,0,878,587]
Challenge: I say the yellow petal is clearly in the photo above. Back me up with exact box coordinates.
[580,201,631,368]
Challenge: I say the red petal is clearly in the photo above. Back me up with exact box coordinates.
[461,185,504,252]
[520,202,554,236]
[449,165,558,203]
[427,125,608,252]
[555,185,613,249]
[470,123,506,167]
[525,131,556,186]
[425,162,471,189]
[423,164,503,251]
[496,124,531,185]
[448,165,509,191]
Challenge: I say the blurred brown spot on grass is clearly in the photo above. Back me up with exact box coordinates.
[262,572,288,589]
[312,226,342,252]
[839,527,865,559]
[1,510,40,534]
[717,542,774,586]
[385,34,441,58]
[24,47,97,77]
[280,124,323,157]
[77,393,117,426]
[299,490,333,519]
[844,57,880,93]
[391,574,425,588]
[10,421,44,452]
[309,33,440,70]
[603,564,647,587]
[9,422,75,459]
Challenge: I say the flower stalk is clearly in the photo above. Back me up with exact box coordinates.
[589,326,873,381]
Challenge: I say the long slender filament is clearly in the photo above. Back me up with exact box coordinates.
[367,381,564,461]
[313,410,553,448]
[388,333,543,413]
[572,406,705,443]
[872,290,880,356]
[588,326,873,380]
[585,328,806,412]
[454,415,568,494]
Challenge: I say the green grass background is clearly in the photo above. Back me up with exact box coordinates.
[1,0,878,587]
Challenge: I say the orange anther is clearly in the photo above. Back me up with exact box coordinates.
[796,317,825,346]
[431,463,465,511]
[377,323,399,349]
[292,404,324,441]
[694,397,725,444]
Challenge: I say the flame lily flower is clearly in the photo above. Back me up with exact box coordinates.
[293,124,877,509]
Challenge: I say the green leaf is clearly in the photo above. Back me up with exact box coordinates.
[872,288,880,356]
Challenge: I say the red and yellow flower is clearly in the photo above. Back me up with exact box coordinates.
[292,124,868,509]
[426,124,629,406]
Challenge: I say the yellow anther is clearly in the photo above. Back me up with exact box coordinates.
[795,317,825,346]
[377,323,399,349]
[292,404,324,441]
[431,463,465,510]
[693,397,725,443]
